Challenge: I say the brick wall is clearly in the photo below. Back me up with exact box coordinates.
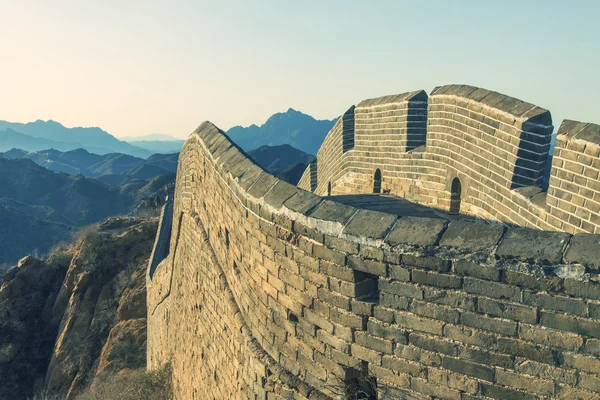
[148,122,600,399]
[547,121,600,233]
[298,85,600,234]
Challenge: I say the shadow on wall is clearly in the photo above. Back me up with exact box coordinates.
[406,96,428,151]
[511,114,554,189]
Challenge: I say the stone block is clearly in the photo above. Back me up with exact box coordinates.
[347,255,386,276]
[496,337,556,365]
[453,260,500,281]
[463,277,521,302]
[385,217,447,247]
[441,356,495,381]
[309,200,356,224]
[496,228,571,264]
[439,221,504,252]
[412,269,462,289]
[343,209,397,239]
[460,312,517,336]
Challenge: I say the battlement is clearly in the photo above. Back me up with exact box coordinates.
[299,84,599,234]
[148,116,600,399]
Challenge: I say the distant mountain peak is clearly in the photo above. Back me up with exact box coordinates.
[226,109,336,155]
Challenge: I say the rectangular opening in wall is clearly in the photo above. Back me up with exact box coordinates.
[354,270,379,301]
[344,363,377,400]
[309,160,318,192]
[342,105,356,153]
[406,99,428,151]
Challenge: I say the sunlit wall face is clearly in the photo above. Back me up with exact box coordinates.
[0,0,598,138]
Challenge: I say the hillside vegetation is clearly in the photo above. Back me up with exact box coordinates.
[0,217,171,400]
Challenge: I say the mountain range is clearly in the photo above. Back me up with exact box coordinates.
[247,144,314,184]
[1,148,178,186]
[226,108,335,155]
[0,120,150,157]
[0,108,335,157]
[0,149,177,265]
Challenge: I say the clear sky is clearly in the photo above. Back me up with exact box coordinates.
[0,0,598,139]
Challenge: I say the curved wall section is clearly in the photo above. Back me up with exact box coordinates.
[149,121,600,399]
[299,84,600,234]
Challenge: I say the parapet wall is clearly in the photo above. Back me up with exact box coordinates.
[299,84,599,234]
[148,121,600,399]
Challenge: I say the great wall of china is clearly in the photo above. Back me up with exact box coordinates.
[147,84,600,399]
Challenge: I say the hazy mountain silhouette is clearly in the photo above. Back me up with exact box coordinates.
[121,133,182,141]
[247,144,314,176]
[227,108,335,155]
[276,162,311,185]
[1,148,178,185]
[0,156,175,264]
[124,139,185,154]
[0,120,150,157]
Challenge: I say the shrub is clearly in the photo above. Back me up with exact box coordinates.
[75,365,172,400]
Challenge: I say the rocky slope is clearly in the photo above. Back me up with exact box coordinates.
[0,217,158,400]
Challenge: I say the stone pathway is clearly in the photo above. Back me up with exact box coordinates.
[326,194,471,221]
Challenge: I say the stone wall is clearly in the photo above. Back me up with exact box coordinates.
[298,85,600,234]
[148,121,600,399]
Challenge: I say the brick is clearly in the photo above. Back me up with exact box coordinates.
[427,367,479,394]
[379,280,423,299]
[402,254,450,272]
[503,269,562,291]
[540,311,600,339]
[412,269,462,289]
[411,377,462,400]
[480,382,537,400]
[369,365,411,387]
[519,323,583,351]
[459,346,513,369]
[350,343,382,365]
[461,311,518,336]
[373,306,395,323]
[316,329,349,353]
[355,331,393,354]
[453,259,500,281]
[379,292,410,310]
[324,235,359,255]
[555,385,600,400]
[317,287,350,310]
[477,297,537,323]
[564,278,600,300]
[330,308,365,330]
[463,277,521,301]
[347,255,387,276]
[441,356,495,381]
[523,290,587,316]
[562,352,600,374]
[303,308,333,333]
[423,287,477,311]
[497,337,556,365]
[584,338,600,357]
[389,264,410,281]
[410,300,460,324]
[313,244,346,266]
[319,260,353,282]
[495,369,554,397]
[394,311,445,335]
[367,319,407,344]
[409,332,458,356]
[444,324,497,348]
[351,299,375,316]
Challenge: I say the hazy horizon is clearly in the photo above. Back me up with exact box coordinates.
[1,1,598,139]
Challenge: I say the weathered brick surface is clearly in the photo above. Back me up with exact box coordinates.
[148,98,600,399]
[298,85,600,235]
